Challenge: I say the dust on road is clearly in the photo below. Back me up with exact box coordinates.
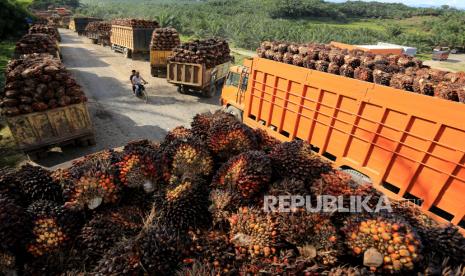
[39,29,221,168]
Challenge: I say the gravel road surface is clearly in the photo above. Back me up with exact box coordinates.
[38,29,221,168]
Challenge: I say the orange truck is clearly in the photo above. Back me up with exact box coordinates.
[220,57,465,232]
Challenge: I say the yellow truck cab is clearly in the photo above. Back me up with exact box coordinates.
[220,59,252,121]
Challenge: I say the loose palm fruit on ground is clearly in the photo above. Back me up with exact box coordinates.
[253,128,281,153]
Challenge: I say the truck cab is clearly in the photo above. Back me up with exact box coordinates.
[220,59,251,121]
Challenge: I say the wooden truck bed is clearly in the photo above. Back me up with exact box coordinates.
[167,61,230,88]
[110,25,154,52]
[6,102,94,153]
[242,57,465,231]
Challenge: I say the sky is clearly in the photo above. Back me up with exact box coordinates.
[328,0,465,9]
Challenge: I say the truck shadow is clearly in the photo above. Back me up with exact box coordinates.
[33,110,168,168]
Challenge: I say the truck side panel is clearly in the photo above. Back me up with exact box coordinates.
[111,25,154,52]
[167,62,205,87]
[243,57,465,229]
[150,50,172,67]
[6,103,94,151]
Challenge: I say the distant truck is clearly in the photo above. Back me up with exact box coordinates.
[220,57,465,232]
[110,25,155,59]
[150,50,172,77]
[432,47,450,61]
[69,17,102,36]
[167,61,231,97]
[6,102,95,159]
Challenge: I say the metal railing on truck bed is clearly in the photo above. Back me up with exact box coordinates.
[242,57,465,230]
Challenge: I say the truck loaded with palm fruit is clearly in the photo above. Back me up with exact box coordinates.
[110,19,159,59]
[166,38,233,97]
[221,41,465,233]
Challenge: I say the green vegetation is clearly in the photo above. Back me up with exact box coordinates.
[0,125,26,168]
[76,0,465,53]
[0,41,15,90]
[0,0,30,39]
[29,0,80,9]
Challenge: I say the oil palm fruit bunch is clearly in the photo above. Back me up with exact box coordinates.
[93,239,143,275]
[153,177,211,232]
[190,112,215,142]
[373,69,392,86]
[310,216,342,266]
[78,206,144,261]
[116,155,150,188]
[123,139,160,157]
[419,225,465,265]
[207,118,257,161]
[326,266,375,276]
[0,250,15,274]
[186,229,238,275]
[340,64,355,78]
[63,150,120,210]
[212,151,272,198]
[390,73,414,92]
[269,140,331,182]
[26,200,81,257]
[0,167,24,205]
[238,248,300,275]
[17,164,63,204]
[161,126,192,147]
[328,62,341,75]
[0,194,30,251]
[138,226,186,275]
[342,216,422,273]
[316,60,330,72]
[253,128,280,153]
[267,178,309,197]
[164,140,214,184]
[209,188,246,228]
[176,261,215,276]
[354,66,373,82]
[229,207,282,260]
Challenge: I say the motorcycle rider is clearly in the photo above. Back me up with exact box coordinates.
[132,71,147,96]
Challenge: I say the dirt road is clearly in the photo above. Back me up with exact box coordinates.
[423,54,465,72]
[39,29,221,168]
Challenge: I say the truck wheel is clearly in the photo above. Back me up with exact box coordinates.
[203,85,216,98]
[226,105,243,122]
[123,48,132,58]
[340,168,372,185]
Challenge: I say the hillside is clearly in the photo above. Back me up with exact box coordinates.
[75,0,465,53]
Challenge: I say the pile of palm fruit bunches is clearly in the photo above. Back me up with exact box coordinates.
[85,21,112,39]
[14,33,59,58]
[110,18,159,28]
[151,27,181,51]
[257,41,465,104]
[1,111,464,275]
[168,38,232,69]
[28,24,61,42]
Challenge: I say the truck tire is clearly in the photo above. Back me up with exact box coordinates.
[151,66,158,77]
[340,168,372,186]
[123,48,132,59]
[226,105,243,122]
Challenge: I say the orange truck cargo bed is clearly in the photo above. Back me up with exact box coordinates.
[235,57,465,230]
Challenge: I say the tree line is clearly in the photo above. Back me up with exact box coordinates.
[75,0,465,53]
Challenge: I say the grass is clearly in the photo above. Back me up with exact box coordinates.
[0,40,26,168]
[0,41,15,90]
[0,123,27,168]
